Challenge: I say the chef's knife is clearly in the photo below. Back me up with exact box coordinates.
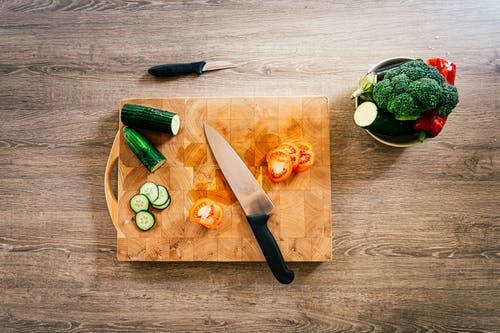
[204,123,294,284]
[148,61,236,77]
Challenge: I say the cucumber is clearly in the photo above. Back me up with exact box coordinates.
[354,101,414,136]
[134,210,155,231]
[129,194,150,213]
[139,181,159,203]
[130,182,171,230]
[122,127,166,172]
[152,197,171,210]
[151,185,170,207]
[121,103,181,136]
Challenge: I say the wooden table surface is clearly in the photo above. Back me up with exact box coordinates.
[1,1,499,331]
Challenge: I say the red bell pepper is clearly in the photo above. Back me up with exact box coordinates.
[413,109,448,141]
[427,58,456,85]
[413,58,456,141]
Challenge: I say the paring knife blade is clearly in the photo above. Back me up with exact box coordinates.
[148,61,237,77]
[204,123,294,284]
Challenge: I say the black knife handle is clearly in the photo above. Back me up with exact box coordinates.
[148,61,206,77]
[246,214,294,284]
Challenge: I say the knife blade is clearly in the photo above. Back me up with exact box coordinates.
[204,123,294,284]
[148,61,236,77]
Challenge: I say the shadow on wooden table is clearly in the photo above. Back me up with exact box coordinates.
[329,89,406,184]
[123,261,323,285]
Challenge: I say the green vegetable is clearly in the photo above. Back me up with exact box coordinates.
[151,185,170,207]
[129,194,150,213]
[130,182,171,231]
[139,181,160,203]
[372,59,459,120]
[134,210,156,231]
[123,127,166,172]
[121,103,181,136]
[351,72,377,101]
[354,101,414,136]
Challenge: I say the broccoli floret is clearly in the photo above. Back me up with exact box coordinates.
[387,93,422,120]
[408,77,442,110]
[438,84,459,117]
[372,59,458,120]
[391,74,411,94]
[372,79,394,109]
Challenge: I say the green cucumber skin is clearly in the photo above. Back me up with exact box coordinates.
[152,197,171,210]
[121,104,179,135]
[134,210,155,231]
[129,194,150,213]
[367,109,414,136]
[123,127,166,172]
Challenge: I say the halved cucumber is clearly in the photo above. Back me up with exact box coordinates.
[354,101,414,136]
[129,194,150,213]
[121,104,181,136]
[122,127,166,172]
[139,181,159,203]
[135,210,156,231]
[151,185,170,207]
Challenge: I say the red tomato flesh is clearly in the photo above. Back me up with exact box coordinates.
[278,142,300,170]
[294,141,315,172]
[266,147,293,182]
[189,198,223,229]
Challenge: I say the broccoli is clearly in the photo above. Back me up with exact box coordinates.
[372,59,458,120]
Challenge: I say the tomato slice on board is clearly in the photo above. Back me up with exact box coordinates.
[294,141,315,173]
[278,142,300,170]
[266,147,293,183]
[189,198,223,229]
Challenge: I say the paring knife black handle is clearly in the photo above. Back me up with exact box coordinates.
[246,214,294,284]
[148,61,206,77]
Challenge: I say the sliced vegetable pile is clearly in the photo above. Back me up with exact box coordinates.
[130,181,171,231]
[352,58,459,142]
[266,140,315,182]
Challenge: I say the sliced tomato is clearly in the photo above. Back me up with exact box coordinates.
[278,142,300,170]
[189,198,223,229]
[266,147,293,182]
[294,141,315,172]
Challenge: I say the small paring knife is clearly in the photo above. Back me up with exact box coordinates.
[148,61,237,77]
[204,123,294,284]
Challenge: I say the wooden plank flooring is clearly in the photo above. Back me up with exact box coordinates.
[1,0,499,331]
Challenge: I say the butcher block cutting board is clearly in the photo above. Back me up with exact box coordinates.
[105,97,331,262]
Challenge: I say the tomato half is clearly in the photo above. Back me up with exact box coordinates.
[294,141,315,172]
[189,198,223,229]
[278,142,300,170]
[266,147,293,182]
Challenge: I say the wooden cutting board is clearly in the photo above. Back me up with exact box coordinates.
[111,97,331,262]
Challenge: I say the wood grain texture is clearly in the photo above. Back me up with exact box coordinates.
[1,0,499,332]
[114,97,331,262]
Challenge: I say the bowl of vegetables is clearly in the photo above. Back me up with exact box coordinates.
[352,57,459,147]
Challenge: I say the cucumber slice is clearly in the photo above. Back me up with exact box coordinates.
[354,101,414,136]
[151,185,170,206]
[152,196,171,210]
[134,210,156,231]
[129,194,150,213]
[139,181,159,203]
[354,101,379,127]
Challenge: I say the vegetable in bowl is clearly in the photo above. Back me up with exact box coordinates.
[353,57,459,145]
[372,59,458,121]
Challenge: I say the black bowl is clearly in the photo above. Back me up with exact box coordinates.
[355,57,421,147]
